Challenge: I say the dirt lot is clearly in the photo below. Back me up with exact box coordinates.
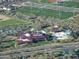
[0,15,11,21]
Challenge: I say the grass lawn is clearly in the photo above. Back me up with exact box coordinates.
[24,0,48,3]
[35,0,79,8]
[17,7,77,19]
[24,0,79,8]
[55,1,79,8]
[41,0,48,3]
[0,19,27,28]
[40,0,79,8]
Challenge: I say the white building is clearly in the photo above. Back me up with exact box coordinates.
[0,7,11,11]
[52,25,72,40]
[2,7,11,11]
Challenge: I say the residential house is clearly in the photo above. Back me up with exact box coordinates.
[18,32,32,43]
[31,31,48,41]
[0,7,11,11]
[18,31,48,43]
[52,25,72,40]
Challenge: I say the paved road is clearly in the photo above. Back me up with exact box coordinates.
[12,1,79,13]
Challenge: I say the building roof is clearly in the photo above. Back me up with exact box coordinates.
[18,31,48,42]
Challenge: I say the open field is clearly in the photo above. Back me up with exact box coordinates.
[17,7,77,19]
[54,1,79,8]
[23,0,79,8]
[41,0,79,8]
[0,19,27,28]
[23,0,48,3]
[0,15,11,21]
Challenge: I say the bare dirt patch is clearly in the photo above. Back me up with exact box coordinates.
[0,14,11,21]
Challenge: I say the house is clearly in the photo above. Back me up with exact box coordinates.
[18,32,32,43]
[52,30,71,40]
[52,25,72,40]
[0,7,11,11]
[18,31,48,43]
[3,7,11,11]
[31,31,48,42]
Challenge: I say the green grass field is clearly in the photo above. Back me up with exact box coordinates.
[0,19,27,28]
[36,0,79,8]
[24,0,48,3]
[41,0,48,3]
[17,7,77,19]
[24,0,79,8]
[55,1,79,8]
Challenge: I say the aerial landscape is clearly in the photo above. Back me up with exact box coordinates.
[0,0,79,59]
